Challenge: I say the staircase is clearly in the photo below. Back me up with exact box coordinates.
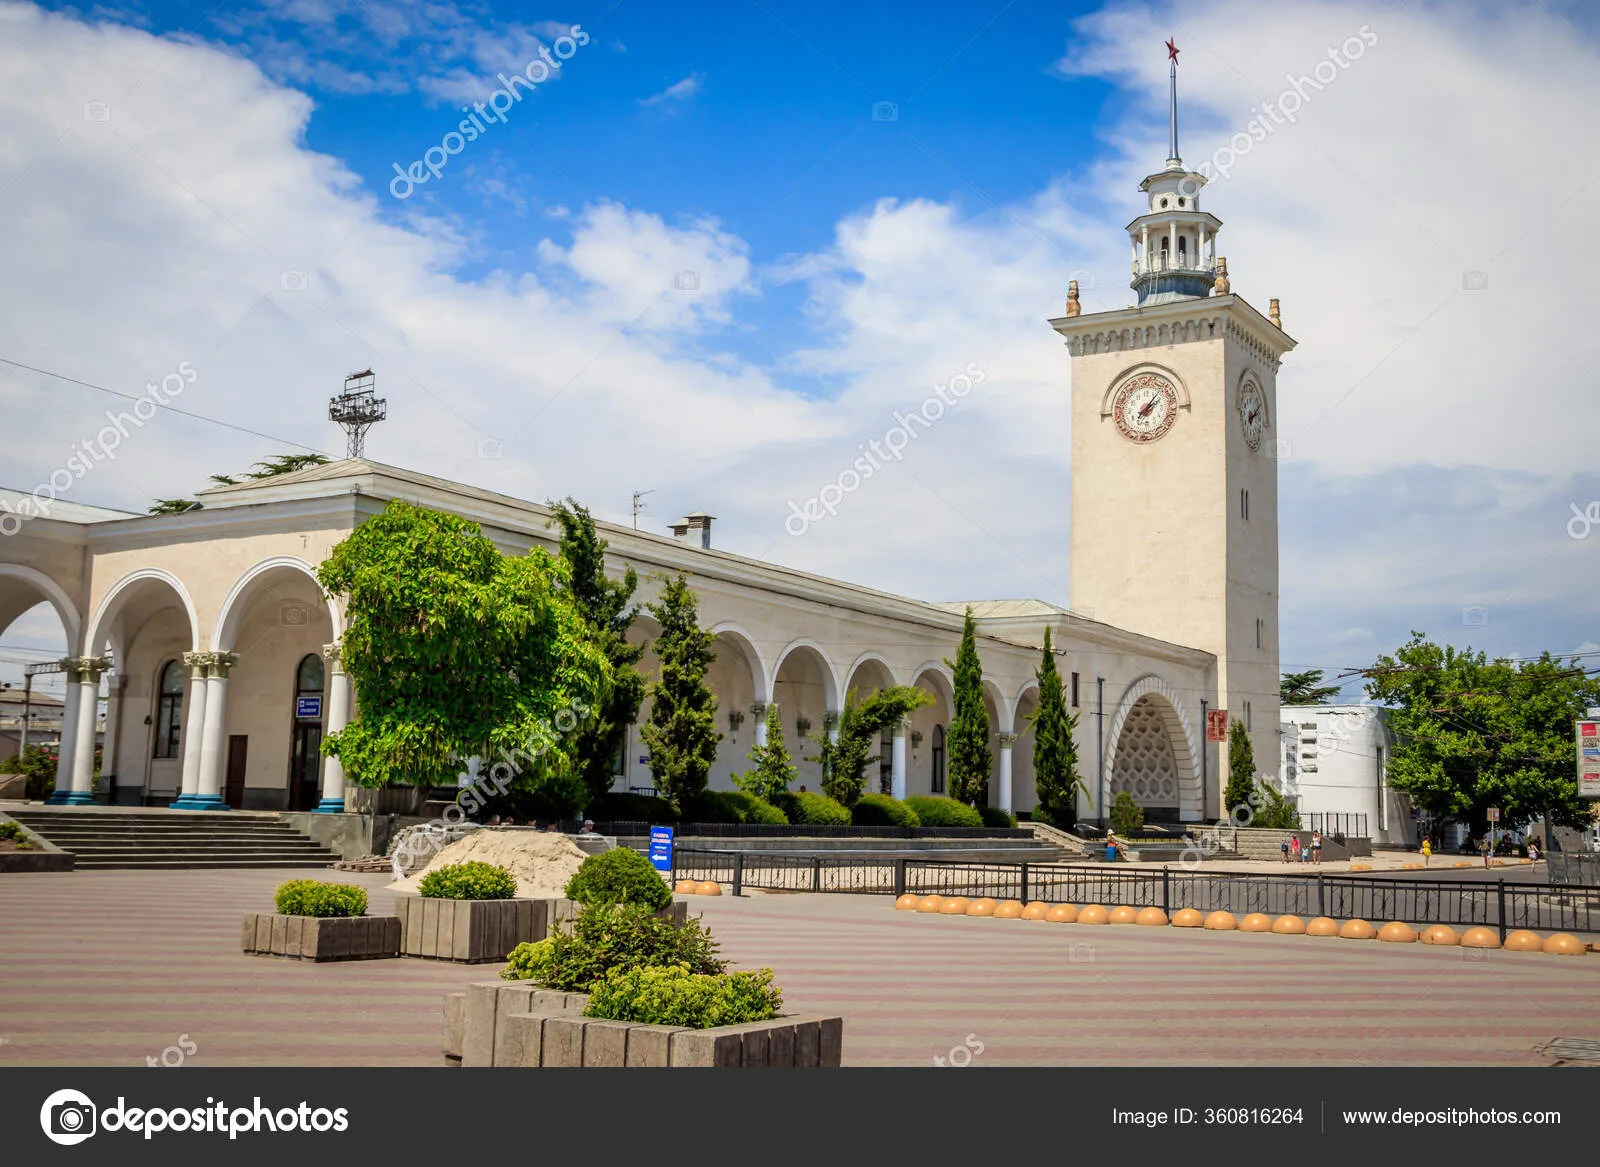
[5,808,339,870]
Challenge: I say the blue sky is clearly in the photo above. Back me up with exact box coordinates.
[3,0,1600,701]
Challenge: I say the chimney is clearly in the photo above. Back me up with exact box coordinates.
[668,512,715,549]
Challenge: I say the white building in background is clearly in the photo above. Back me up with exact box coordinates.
[1280,704,1416,847]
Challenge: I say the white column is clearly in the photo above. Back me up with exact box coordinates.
[825,710,840,745]
[194,652,235,809]
[100,673,124,794]
[890,721,908,801]
[318,643,350,812]
[998,733,1017,814]
[750,702,769,748]
[173,651,209,807]
[1141,225,1149,272]
[47,662,80,803]
[1168,221,1177,268]
[65,659,108,804]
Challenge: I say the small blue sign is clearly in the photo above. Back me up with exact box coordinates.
[648,825,674,874]
[296,696,323,719]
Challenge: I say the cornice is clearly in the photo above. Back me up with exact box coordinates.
[1048,293,1296,372]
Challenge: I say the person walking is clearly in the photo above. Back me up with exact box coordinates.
[1280,837,1291,864]
[1311,831,1323,864]
[1289,835,1301,864]
[1420,838,1432,865]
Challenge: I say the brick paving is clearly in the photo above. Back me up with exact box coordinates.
[1,869,1596,1067]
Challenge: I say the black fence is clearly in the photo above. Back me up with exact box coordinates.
[670,850,1600,939]
[1307,812,1367,839]
[555,820,1029,840]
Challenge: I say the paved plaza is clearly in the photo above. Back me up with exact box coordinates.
[1,868,1596,1067]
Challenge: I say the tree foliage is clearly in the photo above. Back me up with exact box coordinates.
[1249,778,1302,830]
[550,499,646,807]
[1029,629,1084,829]
[809,686,934,806]
[150,453,331,513]
[1364,632,1600,833]
[638,575,721,812]
[315,500,608,811]
[1281,668,1341,706]
[1224,718,1256,814]
[946,608,991,807]
[733,703,797,802]
[1109,791,1144,836]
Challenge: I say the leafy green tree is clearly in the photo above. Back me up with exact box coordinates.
[1365,632,1600,835]
[1109,791,1144,836]
[946,607,991,807]
[316,500,608,813]
[638,575,721,812]
[0,744,58,800]
[809,686,934,806]
[733,703,797,802]
[1249,778,1302,829]
[1029,629,1084,829]
[147,498,202,515]
[550,499,646,807]
[1281,668,1341,705]
[1225,718,1256,815]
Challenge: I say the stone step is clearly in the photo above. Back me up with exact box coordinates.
[6,809,338,869]
[71,856,336,869]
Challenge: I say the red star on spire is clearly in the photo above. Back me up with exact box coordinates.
[1166,37,1179,63]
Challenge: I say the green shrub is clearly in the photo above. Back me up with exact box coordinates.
[418,860,517,900]
[584,963,782,1029]
[501,904,723,988]
[695,789,787,825]
[565,847,672,910]
[773,791,852,826]
[850,792,921,828]
[0,745,57,801]
[979,806,1018,829]
[0,820,39,849]
[274,879,368,918]
[904,795,983,828]
[1109,791,1145,836]
[596,792,676,822]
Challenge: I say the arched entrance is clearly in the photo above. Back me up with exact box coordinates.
[706,625,767,790]
[772,641,840,792]
[1103,675,1202,823]
[907,664,952,797]
[0,565,79,800]
[843,654,897,795]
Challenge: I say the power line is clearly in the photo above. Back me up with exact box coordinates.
[0,354,334,457]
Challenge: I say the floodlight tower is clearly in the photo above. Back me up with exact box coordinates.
[328,369,386,458]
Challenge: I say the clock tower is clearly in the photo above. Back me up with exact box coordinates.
[1049,41,1295,816]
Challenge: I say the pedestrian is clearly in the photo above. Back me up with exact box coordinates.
[1105,831,1119,863]
[1480,836,1492,869]
[1420,838,1432,865]
[1311,831,1323,864]
[1528,839,1540,862]
[1280,837,1290,864]
[1289,835,1301,863]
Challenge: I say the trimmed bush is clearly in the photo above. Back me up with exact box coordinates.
[565,847,673,911]
[418,861,517,900]
[274,879,368,918]
[502,904,723,989]
[0,820,39,849]
[979,806,1018,829]
[1110,791,1145,837]
[681,790,786,825]
[773,790,852,826]
[851,792,921,828]
[595,792,676,822]
[584,963,782,1029]
[904,795,984,828]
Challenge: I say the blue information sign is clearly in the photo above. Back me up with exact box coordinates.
[648,826,674,874]
[296,696,323,719]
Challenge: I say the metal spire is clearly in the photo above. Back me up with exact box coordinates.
[1166,37,1181,165]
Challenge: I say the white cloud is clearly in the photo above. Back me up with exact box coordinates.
[638,72,703,108]
[0,0,1597,690]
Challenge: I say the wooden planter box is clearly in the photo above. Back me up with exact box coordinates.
[242,913,401,961]
[395,896,552,963]
[447,980,842,1068]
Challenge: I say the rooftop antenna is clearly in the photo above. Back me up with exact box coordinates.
[328,369,386,459]
[632,489,655,529]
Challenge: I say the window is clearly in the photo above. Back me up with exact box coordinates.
[1244,700,1253,732]
[1241,488,1250,520]
[1070,671,1080,708]
[931,725,946,794]
[154,659,183,758]
[296,653,324,694]
[1256,617,1264,650]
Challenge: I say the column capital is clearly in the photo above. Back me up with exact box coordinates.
[181,650,210,678]
[64,656,111,684]
[209,652,239,679]
[323,642,344,670]
[998,732,1019,748]
[822,710,840,731]
[891,717,910,737]
[748,701,769,718]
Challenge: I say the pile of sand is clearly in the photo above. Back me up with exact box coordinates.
[388,828,589,898]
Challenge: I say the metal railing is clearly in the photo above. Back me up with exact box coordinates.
[669,850,1600,939]
[1307,813,1367,839]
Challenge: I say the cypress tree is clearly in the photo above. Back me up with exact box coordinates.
[733,703,797,802]
[1029,629,1082,829]
[638,575,721,812]
[1225,718,1256,816]
[550,499,646,809]
[946,607,991,807]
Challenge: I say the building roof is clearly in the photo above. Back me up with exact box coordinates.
[0,487,140,524]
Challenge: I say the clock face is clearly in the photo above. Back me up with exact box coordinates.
[1112,372,1179,443]
[1238,378,1265,451]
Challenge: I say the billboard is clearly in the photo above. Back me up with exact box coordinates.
[1578,720,1600,799]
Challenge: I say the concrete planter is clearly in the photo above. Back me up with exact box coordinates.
[447,980,842,1068]
[242,913,401,961]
